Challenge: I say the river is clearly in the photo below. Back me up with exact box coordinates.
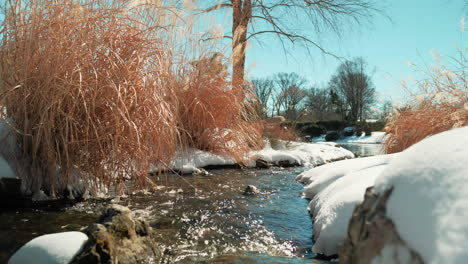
[0,143,382,263]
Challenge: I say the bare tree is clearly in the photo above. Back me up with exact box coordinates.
[271,72,307,116]
[200,0,381,89]
[278,85,308,120]
[305,87,331,120]
[251,77,274,110]
[328,57,376,122]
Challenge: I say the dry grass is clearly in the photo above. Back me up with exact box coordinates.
[263,122,297,145]
[384,51,468,153]
[0,1,263,197]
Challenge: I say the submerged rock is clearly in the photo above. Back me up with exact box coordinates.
[339,187,423,264]
[71,204,160,264]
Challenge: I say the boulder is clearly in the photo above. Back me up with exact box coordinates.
[339,187,423,264]
[71,204,160,264]
[325,131,340,141]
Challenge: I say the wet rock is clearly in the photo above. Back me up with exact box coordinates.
[71,204,160,264]
[255,159,271,169]
[277,160,299,167]
[243,185,260,195]
[193,168,211,176]
[325,131,340,141]
[339,187,423,264]
[343,126,355,137]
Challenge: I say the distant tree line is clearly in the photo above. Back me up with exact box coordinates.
[251,57,386,123]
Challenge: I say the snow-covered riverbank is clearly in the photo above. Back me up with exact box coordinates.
[297,126,468,263]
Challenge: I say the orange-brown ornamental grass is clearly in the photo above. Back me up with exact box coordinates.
[0,1,263,197]
[384,50,468,154]
[172,53,263,164]
[0,1,176,196]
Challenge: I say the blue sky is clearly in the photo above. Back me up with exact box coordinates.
[242,0,467,103]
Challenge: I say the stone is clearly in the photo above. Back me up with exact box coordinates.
[339,187,423,264]
[343,126,355,137]
[71,204,160,264]
[255,159,271,169]
[325,131,340,141]
[243,185,260,195]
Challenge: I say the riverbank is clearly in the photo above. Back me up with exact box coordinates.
[297,126,468,263]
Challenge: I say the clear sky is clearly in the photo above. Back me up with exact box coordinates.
[242,0,467,103]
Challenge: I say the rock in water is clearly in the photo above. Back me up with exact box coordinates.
[71,204,160,264]
[325,131,340,141]
[243,185,259,195]
[339,187,423,264]
[255,159,271,169]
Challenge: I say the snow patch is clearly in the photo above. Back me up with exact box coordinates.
[8,231,88,264]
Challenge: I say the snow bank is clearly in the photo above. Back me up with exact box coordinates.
[296,153,396,187]
[297,153,397,255]
[373,126,468,264]
[249,141,354,167]
[336,131,386,144]
[158,141,354,174]
[166,148,237,174]
[311,164,387,256]
[8,231,88,264]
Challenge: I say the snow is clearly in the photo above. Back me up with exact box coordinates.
[371,244,413,264]
[296,153,397,187]
[296,153,397,256]
[0,118,18,179]
[249,140,354,168]
[167,148,236,173]
[336,131,387,144]
[157,141,355,174]
[0,155,15,179]
[307,163,389,256]
[8,231,88,264]
[373,126,468,264]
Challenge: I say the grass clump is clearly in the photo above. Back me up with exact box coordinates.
[384,50,468,153]
[0,1,262,197]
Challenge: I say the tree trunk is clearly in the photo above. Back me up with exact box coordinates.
[232,0,251,99]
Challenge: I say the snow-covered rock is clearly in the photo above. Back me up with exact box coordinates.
[371,126,468,264]
[250,140,354,168]
[8,232,88,264]
[160,141,355,174]
[300,126,468,262]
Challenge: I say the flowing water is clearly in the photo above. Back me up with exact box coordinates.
[0,143,382,263]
